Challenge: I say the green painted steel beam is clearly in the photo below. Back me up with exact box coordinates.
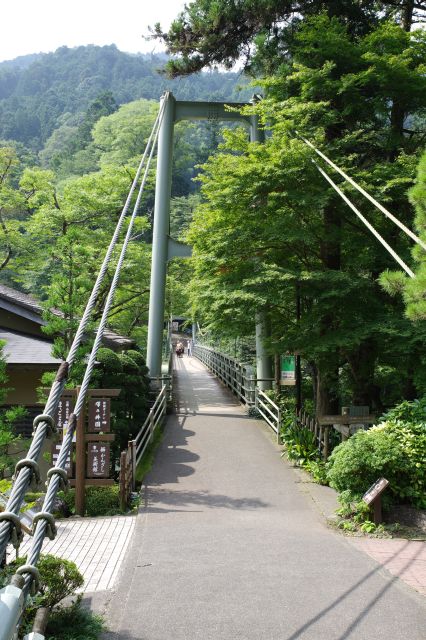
[147,92,262,378]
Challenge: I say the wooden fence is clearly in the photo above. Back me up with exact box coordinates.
[119,440,136,511]
[118,385,168,510]
[295,409,331,459]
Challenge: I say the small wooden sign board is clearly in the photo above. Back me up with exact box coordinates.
[362,477,389,505]
[362,477,389,524]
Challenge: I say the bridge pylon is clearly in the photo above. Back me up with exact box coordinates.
[146,91,273,389]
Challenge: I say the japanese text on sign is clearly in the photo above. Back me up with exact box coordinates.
[55,397,75,433]
[87,443,110,478]
[88,398,110,432]
[51,443,73,476]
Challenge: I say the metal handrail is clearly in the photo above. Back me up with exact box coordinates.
[255,388,281,442]
[135,385,167,467]
[194,344,282,442]
[194,344,256,405]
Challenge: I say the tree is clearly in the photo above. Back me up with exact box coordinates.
[187,17,426,414]
[151,0,426,76]
[0,341,25,479]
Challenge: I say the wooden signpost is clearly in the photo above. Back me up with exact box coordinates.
[363,477,389,524]
[52,388,120,516]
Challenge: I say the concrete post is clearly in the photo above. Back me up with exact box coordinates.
[146,92,175,377]
[255,311,273,391]
[250,96,273,390]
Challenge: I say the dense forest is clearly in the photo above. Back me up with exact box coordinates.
[0,45,250,365]
[155,0,426,416]
[1,1,426,420]
[0,45,250,148]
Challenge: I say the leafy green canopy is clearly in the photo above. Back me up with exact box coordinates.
[381,150,426,322]
[188,17,426,411]
[152,0,426,76]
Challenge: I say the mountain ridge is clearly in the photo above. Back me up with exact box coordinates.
[0,44,250,149]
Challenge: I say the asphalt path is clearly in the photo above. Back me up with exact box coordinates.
[101,355,426,640]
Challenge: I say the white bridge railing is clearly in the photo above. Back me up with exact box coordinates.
[255,388,281,443]
[134,385,167,467]
[193,344,280,441]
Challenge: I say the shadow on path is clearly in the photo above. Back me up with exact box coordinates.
[143,487,269,513]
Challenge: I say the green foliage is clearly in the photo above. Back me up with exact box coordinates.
[382,149,426,321]
[92,348,150,459]
[381,396,426,422]
[281,424,318,465]
[45,600,105,640]
[0,555,105,640]
[1,554,84,614]
[334,490,386,535]
[0,46,250,150]
[152,0,396,77]
[303,459,328,485]
[84,486,121,517]
[58,486,122,517]
[135,422,164,485]
[326,412,426,508]
[0,341,26,479]
[185,15,426,416]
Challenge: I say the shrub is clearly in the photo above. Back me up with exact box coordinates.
[1,554,84,634]
[58,486,122,517]
[95,348,122,372]
[304,460,328,485]
[281,425,318,465]
[326,419,426,509]
[380,397,426,423]
[1,555,105,639]
[84,485,121,516]
[46,600,105,640]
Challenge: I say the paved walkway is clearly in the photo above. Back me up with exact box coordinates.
[99,356,425,639]
[17,515,135,592]
[349,537,426,597]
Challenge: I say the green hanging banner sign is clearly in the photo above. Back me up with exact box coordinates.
[281,355,296,386]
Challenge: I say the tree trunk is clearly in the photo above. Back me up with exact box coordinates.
[346,338,383,411]
[316,363,340,416]
[274,352,281,396]
[295,282,302,412]
[316,202,341,418]
[401,0,415,31]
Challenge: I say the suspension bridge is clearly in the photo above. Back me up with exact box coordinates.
[0,93,425,639]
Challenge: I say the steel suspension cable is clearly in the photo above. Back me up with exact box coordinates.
[0,98,167,563]
[295,131,426,253]
[19,98,166,602]
[314,161,415,278]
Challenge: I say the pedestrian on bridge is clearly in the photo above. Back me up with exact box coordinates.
[186,339,192,357]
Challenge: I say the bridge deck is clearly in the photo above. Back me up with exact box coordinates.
[101,355,425,639]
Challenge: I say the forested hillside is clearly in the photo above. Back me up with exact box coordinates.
[0,44,250,149]
[2,1,426,420]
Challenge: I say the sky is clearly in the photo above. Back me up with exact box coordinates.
[0,0,187,63]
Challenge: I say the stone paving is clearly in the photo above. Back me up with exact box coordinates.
[349,537,426,597]
[15,515,136,592]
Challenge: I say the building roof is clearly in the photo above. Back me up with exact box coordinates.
[0,284,42,314]
[0,284,135,350]
[0,328,62,365]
